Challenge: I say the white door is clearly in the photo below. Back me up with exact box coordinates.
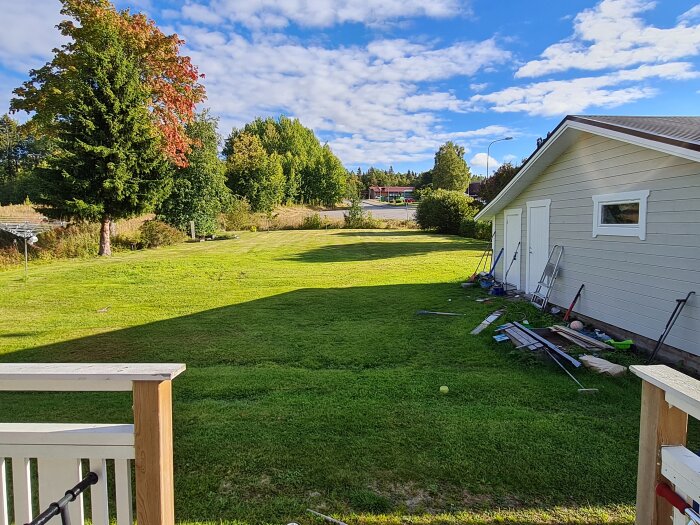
[503,209,522,289]
[526,200,551,293]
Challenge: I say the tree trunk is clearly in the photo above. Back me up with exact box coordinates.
[99,215,112,256]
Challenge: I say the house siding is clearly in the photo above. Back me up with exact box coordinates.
[493,131,700,355]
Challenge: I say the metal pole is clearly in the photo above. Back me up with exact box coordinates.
[24,237,28,281]
[485,137,513,177]
[486,145,490,179]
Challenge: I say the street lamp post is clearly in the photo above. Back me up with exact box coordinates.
[486,136,513,177]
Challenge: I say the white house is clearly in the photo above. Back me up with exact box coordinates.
[475,116,700,361]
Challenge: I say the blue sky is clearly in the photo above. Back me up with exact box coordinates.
[1,0,699,175]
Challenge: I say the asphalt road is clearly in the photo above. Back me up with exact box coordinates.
[319,199,416,220]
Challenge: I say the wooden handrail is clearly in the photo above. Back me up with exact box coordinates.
[0,363,185,391]
[630,365,700,421]
[0,363,185,525]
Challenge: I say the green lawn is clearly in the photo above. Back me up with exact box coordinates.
[0,230,642,524]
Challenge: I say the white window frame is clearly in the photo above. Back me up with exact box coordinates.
[592,190,649,240]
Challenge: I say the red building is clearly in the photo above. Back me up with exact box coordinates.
[368,186,415,200]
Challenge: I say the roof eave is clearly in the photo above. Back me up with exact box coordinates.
[475,116,700,221]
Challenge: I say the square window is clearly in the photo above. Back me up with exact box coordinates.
[600,202,640,225]
[592,190,649,240]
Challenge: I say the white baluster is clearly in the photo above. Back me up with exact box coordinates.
[11,457,32,525]
[115,459,133,525]
[0,458,8,525]
[89,459,109,525]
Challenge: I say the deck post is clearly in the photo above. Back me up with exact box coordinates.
[635,380,688,525]
[133,380,175,525]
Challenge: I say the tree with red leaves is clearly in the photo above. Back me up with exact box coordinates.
[11,0,206,255]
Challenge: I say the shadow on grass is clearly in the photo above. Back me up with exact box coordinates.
[0,283,641,523]
[1,283,484,369]
[286,240,488,263]
[333,231,431,237]
[0,332,42,338]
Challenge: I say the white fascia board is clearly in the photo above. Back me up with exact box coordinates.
[475,119,700,222]
[475,123,575,221]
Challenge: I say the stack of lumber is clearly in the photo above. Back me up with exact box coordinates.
[550,325,613,350]
[495,323,543,350]
[495,322,582,368]
[470,309,505,335]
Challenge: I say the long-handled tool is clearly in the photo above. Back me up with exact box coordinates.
[307,509,348,525]
[647,291,696,364]
[563,284,585,322]
[468,232,495,281]
[502,241,521,293]
[417,310,464,316]
[544,348,598,394]
[656,483,700,524]
[487,248,504,279]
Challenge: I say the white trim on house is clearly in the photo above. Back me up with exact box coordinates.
[592,190,650,240]
[503,208,522,289]
[525,199,550,294]
[475,118,700,221]
[491,219,496,253]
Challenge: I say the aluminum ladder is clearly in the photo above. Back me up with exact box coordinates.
[531,245,563,311]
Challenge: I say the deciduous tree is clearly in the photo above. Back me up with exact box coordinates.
[479,162,522,203]
[158,111,230,236]
[0,115,52,204]
[225,132,285,212]
[432,141,470,191]
[302,146,346,207]
[224,116,346,206]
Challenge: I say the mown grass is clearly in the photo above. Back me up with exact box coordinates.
[0,230,646,524]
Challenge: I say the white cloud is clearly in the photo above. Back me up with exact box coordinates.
[469,152,499,172]
[679,4,700,24]
[178,0,468,29]
[0,0,64,73]
[517,0,700,78]
[182,3,225,24]
[329,126,516,165]
[472,62,698,116]
[180,27,511,163]
[469,82,488,92]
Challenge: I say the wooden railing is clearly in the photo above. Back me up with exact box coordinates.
[632,364,700,525]
[0,363,185,525]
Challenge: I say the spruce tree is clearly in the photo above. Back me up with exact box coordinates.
[11,0,205,255]
[33,21,169,255]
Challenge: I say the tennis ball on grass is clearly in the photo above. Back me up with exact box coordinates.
[440,385,449,394]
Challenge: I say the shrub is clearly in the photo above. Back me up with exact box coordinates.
[34,222,101,259]
[459,218,492,240]
[0,246,22,269]
[343,196,365,228]
[220,197,253,231]
[415,189,477,234]
[301,213,325,229]
[344,211,380,229]
[138,220,186,248]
